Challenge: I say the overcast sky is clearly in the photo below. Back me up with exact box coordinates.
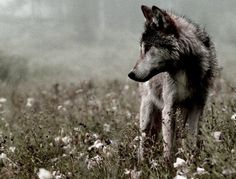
[0,0,235,81]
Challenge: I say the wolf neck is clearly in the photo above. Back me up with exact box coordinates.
[168,53,205,90]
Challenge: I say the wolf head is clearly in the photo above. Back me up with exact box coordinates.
[128,5,179,82]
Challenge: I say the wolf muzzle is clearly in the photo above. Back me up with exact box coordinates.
[128,71,136,80]
[128,71,149,82]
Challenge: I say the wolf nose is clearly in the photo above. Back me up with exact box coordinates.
[128,71,136,80]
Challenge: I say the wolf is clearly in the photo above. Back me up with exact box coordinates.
[128,5,217,161]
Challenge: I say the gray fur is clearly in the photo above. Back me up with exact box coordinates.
[128,5,217,161]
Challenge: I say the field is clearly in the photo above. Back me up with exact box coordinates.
[0,78,235,179]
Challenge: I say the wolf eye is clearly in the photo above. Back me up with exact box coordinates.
[144,44,152,53]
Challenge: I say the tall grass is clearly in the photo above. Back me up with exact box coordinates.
[0,78,235,178]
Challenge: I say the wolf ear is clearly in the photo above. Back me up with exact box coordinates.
[141,5,153,22]
[152,6,178,35]
[151,6,171,28]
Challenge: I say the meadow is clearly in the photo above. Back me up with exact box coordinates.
[0,76,235,179]
[0,1,236,178]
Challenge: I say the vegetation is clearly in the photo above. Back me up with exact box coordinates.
[0,78,235,178]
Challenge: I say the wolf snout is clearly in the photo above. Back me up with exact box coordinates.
[128,71,136,80]
[128,71,148,82]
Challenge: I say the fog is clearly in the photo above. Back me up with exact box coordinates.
[0,0,235,83]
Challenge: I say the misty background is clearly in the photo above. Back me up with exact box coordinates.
[0,0,235,84]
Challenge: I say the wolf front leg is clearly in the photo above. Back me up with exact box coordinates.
[139,98,152,162]
[186,106,203,147]
[138,98,161,162]
[162,105,176,161]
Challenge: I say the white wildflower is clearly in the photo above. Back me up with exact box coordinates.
[174,175,187,179]
[86,155,102,170]
[63,144,72,152]
[52,170,65,179]
[174,158,186,168]
[79,152,84,157]
[5,122,9,127]
[126,110,132,118]
[55,172,63,178]
[54,136,71,148]
[9,146,16,153]
[52,171,57,176]
[222,168,236,176]
[57,105,66,112]
[51,158,58,163]
[63,100,72,106]
[103,123,111,132]
[195,167,208,175]
[111,100,118,111]
[197,167,205,173]
[37,168,53,179]
[176,147,184,155]
[54,136,61,144]
[112,106,117,111]
[130,168,141,179]
[193,167,209,178]
[102,146,112,158]
[26,98,35,107]
[141,132,146,138]
[0,153,17,167]
[212,131,222,142]
[0,153,8,162]
[231,113,236,121]
[76,89,83,94]
[0,98,7,103]
[105,92,116,98]
[61,136,71,145]
[77,152,84,160]
[124,169,131,175]
[150,159,158,169]
[133,136,140,142]
[67,172,72,177]
[57,106,63,110]
[88,140,103,151]
[60,128,65,136]
[88,99,101,108]
[92,133,99,139]
[124,168,141,179]
[68,146,76,154]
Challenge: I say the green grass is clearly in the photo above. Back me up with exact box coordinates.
[0,79,235,178]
